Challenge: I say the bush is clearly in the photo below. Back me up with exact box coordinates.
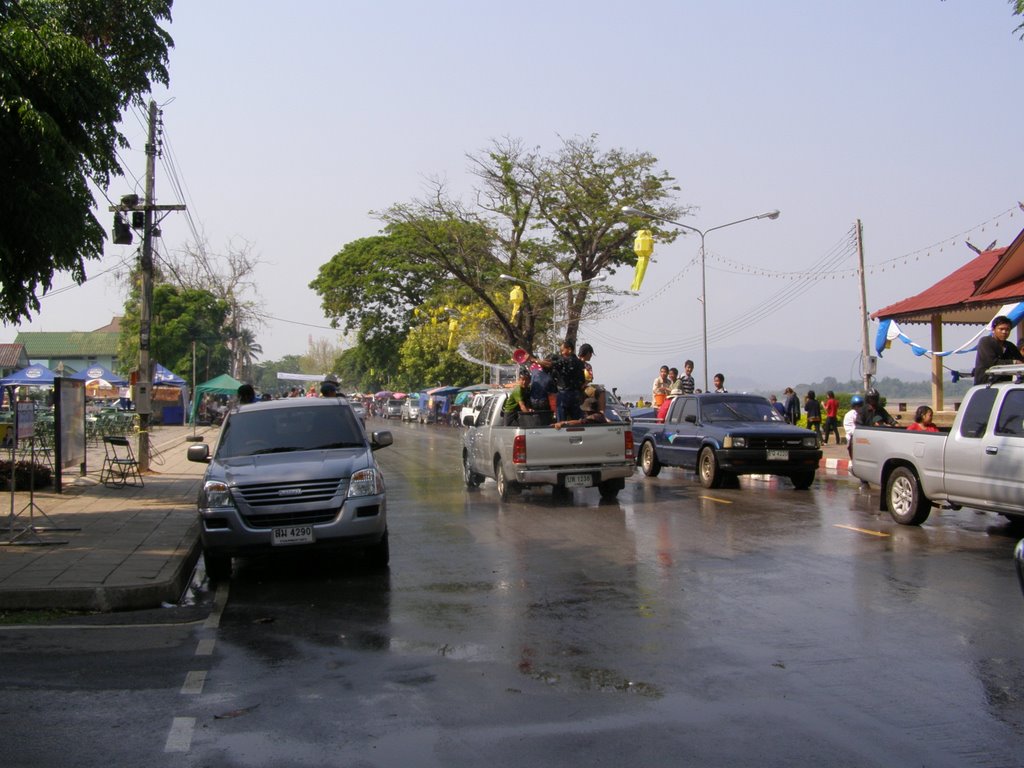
[0,460,53,490]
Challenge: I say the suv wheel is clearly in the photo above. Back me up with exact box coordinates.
[204,550,232,582]
[365,530,390,568]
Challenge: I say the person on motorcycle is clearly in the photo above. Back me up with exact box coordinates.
[843,394,863,460]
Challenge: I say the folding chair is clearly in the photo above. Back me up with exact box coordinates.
[100,435,144,488]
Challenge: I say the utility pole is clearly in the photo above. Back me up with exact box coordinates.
[856,219,875,393]
[109,100,184,473]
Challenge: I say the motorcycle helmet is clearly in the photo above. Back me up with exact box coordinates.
[865,389,880,402]
[850,394,864,406]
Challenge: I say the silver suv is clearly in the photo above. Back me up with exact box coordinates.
[187,397,393,579]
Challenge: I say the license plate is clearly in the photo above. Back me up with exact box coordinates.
[767,450,789,461]
[271,525,314,546]
[564,474,593,488]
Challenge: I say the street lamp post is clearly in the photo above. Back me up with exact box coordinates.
[621,206,780,391]
[499,274,606,352]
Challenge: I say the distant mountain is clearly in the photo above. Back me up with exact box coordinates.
[708,344,933,392]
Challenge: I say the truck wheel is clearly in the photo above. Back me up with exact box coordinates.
[640,441,662,477]
[886,466,931,525]
[698,447,722,489]
[496,462,518,502]
[463,451,482,488]
[598,478,624,500]
[204,550,232,582]
[791,472,815,490]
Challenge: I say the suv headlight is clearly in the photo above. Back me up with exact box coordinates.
[201,480,236,509]
[723,436,747,448]
[348,468,384,497]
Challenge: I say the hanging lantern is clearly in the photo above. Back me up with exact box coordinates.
[509,285,524,322]
[631,229,654,291]
[447,318,459,350]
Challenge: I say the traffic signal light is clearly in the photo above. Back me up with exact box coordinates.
[112,213,132,244]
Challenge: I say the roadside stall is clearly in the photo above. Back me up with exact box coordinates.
[188,373,243,425]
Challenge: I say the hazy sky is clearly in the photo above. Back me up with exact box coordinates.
[5,1,1022,394]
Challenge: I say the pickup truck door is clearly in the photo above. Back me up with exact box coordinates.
[469,395,501,473]
[663,398,700,469]
[981,388,1024,512]
[943,388,998,505]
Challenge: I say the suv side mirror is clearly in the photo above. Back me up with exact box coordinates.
[371,431,393,450]
[187,444,210,463]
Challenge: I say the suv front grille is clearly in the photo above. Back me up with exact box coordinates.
[242,509,339,528]
[234,478,346,507]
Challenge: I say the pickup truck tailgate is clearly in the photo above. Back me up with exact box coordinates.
[520,425,630,466]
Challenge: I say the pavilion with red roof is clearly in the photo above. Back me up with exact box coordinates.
[872,226,1024,410]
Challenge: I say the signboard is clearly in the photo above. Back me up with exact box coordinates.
[16,402,34,441]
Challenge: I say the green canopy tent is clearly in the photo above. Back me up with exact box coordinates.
[189,373,244,424]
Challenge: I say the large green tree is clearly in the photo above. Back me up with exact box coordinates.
[380,135,684,355]
[0,0,173,324]
[117,282,230,382]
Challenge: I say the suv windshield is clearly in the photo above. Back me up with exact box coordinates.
[217,405,364,459]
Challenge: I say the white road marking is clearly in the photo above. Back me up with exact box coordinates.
[203,581,230,629]
[195,638,216,656]
[180,670,207,695]
[164,716,195,752]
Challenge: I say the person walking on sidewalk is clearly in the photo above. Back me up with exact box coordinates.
[822,390,840,444]
[804,390,822,441]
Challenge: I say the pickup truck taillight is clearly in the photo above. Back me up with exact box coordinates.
[624,430,635,460]
[513,434,527,464]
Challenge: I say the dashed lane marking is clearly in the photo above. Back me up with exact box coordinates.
[180,670,207,695]
[834,524,890,538]
[698,495,732,504]
[203,581,230,629]
[195,638,216,656]
[164,717,195,752]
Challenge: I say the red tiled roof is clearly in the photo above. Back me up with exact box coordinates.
[0,343,27,369]
[872,227,1024,325]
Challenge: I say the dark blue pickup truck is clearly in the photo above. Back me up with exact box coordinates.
[631,393,821,489]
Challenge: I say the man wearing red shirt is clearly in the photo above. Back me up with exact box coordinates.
[822,390,840,445]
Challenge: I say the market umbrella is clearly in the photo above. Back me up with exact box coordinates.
[0,363,57,387]
[70,364,127,387]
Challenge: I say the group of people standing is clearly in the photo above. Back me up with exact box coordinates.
[503,339,602,426]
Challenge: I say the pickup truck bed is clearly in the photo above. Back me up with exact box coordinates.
[462,392,635,500]
[852,366,1024,525]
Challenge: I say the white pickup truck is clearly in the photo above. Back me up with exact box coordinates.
[461,391,635,501]
[851,365,1024,525]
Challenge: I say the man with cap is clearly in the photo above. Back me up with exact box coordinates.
[320,374,340,397]
[529,339,586,421]
[553,396,607,430]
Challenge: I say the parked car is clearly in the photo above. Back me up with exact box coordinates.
[400,398,420,422]
[631,393,821,489]
[852,364,1024,525]
[382,398,403,419]
[186,397,393,580]
[350,399,367,425]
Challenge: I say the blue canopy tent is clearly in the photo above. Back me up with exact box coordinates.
[0,363,57,387]
[69,364,127,387]
[153,363,187,386]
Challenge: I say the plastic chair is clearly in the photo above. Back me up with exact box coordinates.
[100,435,144,488]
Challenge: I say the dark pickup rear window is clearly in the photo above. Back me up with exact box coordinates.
[958,388,998,439]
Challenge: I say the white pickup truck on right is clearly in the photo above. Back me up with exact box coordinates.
[852,365,1024,525]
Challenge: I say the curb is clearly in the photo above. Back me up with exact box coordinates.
[820,456,851,475]
[0,523,202,612]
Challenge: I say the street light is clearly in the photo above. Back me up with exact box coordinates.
[499,273,607,350]
[621,205,780,391]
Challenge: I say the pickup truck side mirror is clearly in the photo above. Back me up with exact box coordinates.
[371,431,393,450]
[463,414,475,427]
[685,414,697,424]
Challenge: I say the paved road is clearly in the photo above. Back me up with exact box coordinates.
[1,418,1022,766]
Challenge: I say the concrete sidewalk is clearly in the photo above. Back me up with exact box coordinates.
[0,424,217,612]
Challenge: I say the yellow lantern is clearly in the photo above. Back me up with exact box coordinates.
[631,229,654,291]
[509,285,524,322]
[447,317,459,350]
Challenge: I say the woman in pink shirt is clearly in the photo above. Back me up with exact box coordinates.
[907,405,938,432]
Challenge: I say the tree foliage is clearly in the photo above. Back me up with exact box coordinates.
[0,0,173,324]
[117,281,230,382]
[379,135,684,354]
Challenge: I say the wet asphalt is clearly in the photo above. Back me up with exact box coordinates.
[1,416,1023,767]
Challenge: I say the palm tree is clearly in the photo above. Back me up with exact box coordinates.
[233,327,263,382]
